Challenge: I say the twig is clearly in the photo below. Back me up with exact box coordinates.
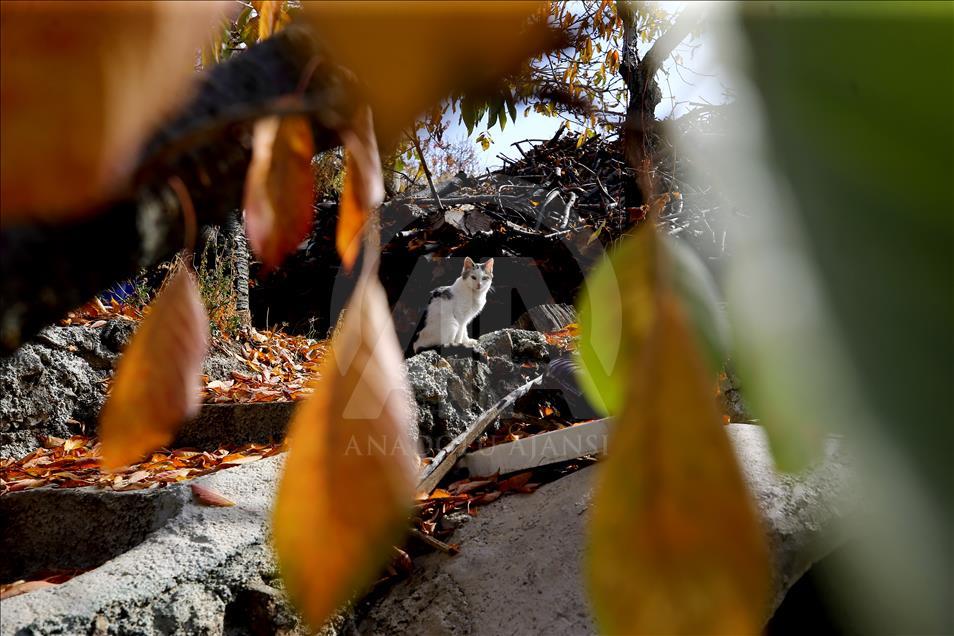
[417,374,543,495]
[407,131,444,211]
[409,528,459,555]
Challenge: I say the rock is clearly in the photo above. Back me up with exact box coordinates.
[513,303,577,333]
[0,424,853,635]
[405,329,550,452]
[174,402,295,450]
[349,424,855,635]
[0,323,132,458]
[0,456,308,636]
[203,346,246,382]
[0,322,254,460]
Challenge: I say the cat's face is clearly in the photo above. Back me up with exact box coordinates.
[462,257,494,292]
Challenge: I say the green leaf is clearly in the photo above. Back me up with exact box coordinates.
[506,97,517,124]
[708,3,953,631]
[575,226,657,416]
[664,236,729,373]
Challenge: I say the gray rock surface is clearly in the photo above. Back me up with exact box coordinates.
[175,402,295,450]
[350,424,855,634]
[0,456,307,636]
[0,424,852,635]
[405,329,550,452]
[0,322,251,460]
[0,322,134,458]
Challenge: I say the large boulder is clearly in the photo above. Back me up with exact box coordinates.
[349,424,856,634]
[0,456,307,636]
[0,321,248,459]
[0,322,134,458]
[405,329,551,452]
[0,425,854,635]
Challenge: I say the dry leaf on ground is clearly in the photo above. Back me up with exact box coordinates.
[191,483,235,507]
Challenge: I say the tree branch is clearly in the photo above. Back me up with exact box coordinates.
[0,26,358,355]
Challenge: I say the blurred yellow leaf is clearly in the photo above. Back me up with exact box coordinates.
[255,0,285,40]
[576,225,657,415]
[0,1,227,223]
[100,267,210,470]
[303,1,553,143]
[244,115,316,270]
[587,292,770,635]
[272,269,418,627]
[337,106,384,271]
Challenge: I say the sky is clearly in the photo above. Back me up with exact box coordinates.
[444,2,731,169]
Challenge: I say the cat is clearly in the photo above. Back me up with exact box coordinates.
[413,257,494,352]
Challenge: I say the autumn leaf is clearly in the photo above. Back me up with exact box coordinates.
[575,225,658,415]
[303,1,554,143]
[336,106,385,271]
[0,1,227,223]
[254,0,286,40]
[272,269,419,627]
[99,267,210,470]
[191,483,235,507]
[0,580,56,601]
[587,292,770,635]
[244,115,316,270]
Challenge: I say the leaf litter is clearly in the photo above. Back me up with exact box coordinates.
[0,435,285,496]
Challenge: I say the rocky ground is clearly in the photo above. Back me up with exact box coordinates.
[0,424,855,636]
[2,308,825,636]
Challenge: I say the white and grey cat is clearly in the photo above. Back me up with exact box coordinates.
[413,257,494,351]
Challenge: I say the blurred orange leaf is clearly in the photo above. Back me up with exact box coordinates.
[99,268,209,470]
[191,483,235,507]
[337,106,384,271]
[272,269,418,627]
[244,115,316,270]
[0,1,227,223]
[587,293,770,634]
[303,1,553,143]
[255,0,286,40]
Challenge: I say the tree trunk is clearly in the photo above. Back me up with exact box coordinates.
[224,209,252,329]
[618,5,700,198]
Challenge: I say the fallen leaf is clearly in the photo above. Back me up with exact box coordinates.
[272,271,419,628]
[42,436,67,449]
[587,293,770,634]
[498,471,533,492]
[63,436,88,452]
[191,483,235,507]
[220,454,261,466]
[99,268,210,470]
[244,115,316,269]
[0,579,55,600]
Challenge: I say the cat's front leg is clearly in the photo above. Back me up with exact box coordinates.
[453,323,468,345]
[459,322,479,347]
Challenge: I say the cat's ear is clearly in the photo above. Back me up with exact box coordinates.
[483,258,494,274]
[463,257,476,271]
